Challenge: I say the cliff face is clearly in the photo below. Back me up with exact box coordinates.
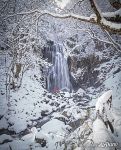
[62,33,121,93]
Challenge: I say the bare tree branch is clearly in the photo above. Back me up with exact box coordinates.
[102,9,121,18]
[103,29,121,51]
[0,0,8,12]
[89,0,102,23]
[3,8,121,34]
[102,9,121,22]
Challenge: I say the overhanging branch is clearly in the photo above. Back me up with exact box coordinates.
[3,9,121,34]
[89,0,121,34]
[89,0,102,23]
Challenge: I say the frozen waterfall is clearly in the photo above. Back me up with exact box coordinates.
[46,44,72,93]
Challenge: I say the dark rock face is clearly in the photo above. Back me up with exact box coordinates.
[78,70,100,88]
[35,138,47,147]
[67,55,78,73]
[69,73,79,91]
[41,36,118,92]
[42,41,56,63]
[67,54,100,90]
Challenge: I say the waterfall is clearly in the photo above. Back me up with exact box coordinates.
[46,44,72,92]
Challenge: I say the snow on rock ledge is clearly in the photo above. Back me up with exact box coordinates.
[36,119,71,149]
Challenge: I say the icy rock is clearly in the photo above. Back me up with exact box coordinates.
[35,138,47,147]
[40,119,70,136]
[36,119,70,149]
[41,110,49,117]
[0,134,13,144]
[36,132,47,140]
[93,118,117,150]
[96,90,112,112]
[0,143,10,150]
[52,112,68,123]
[0,117,8,129]
[21,127,37,143]
[10,140,29,150]
[97,90,112,104]
[63,92,71,97]
[76,88,85,96]
[8,119,27,133]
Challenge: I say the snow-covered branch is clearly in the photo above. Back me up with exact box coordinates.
[4,10,93,23]
[89,0,121,34]
[89,0,102,23]
[4,8,121,34]
[102,9,121,18]
[103,29,121,51]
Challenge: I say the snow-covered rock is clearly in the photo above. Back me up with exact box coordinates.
[93,118,118,150]
[21,127,37,143]
[36,119,71,149]
[96,90,112,106]
[95,90,112,113]
[0,117,8,129]
[0,134,13,144]
[8,118,28,133]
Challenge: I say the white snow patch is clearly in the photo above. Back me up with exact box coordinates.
[76,88,85,96]
[8,118,28,133]
[101,18,121,30]
[104,71,121,108]
[0,117,8,129]
[93,118,118,150]
[36,119,70,150]
[0,134,12,144]
[21,127,37,144]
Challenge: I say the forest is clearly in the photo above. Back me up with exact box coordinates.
[0,0,121,149]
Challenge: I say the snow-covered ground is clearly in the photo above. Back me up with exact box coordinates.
[0,36,121,150]
[0,56,121,150]
[0,39,121,150]
[0,54,91,149]
[0,0,121,149]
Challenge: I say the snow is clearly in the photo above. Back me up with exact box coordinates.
[64,105,87,120]
[93,118,118,150]
[40,119,68,136]
[0,0,121,149]
[0,117,8,129]
[36,119,70,150]
[8,118,28,133]
[0,55,8,117]
[21,127,37,143]
[101,18,121,30]
[90,54,121,107]
[62,92,71,97]
[4,67,53,133]
[102,8,121,18]
[92,74,121,149]
[52,112,68,120]
[0,134,13,144]
[90,14,97,20]
[0,143,10,150]
[95,90,112,112]
[104,71,121,108]
[10,140,31,150]
[75,88,85,96]
[55,0,70,9]
[0,45,120,150]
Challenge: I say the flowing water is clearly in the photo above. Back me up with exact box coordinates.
[45,44,72,92]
